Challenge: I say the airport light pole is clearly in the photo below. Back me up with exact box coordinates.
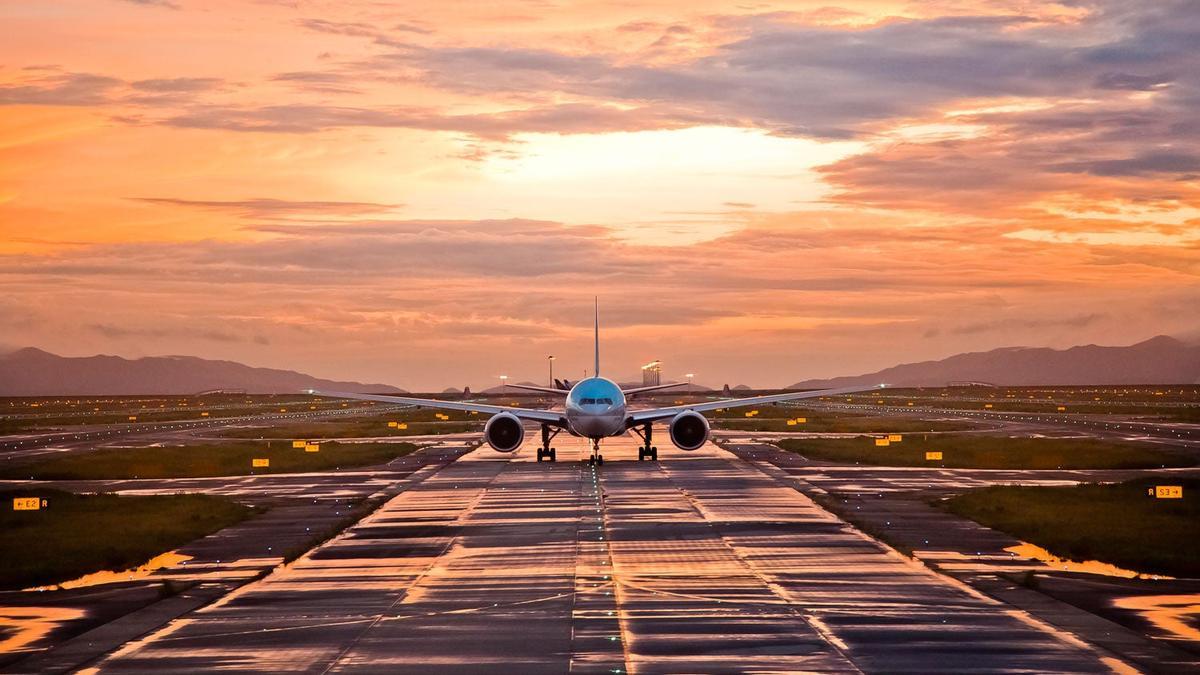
[686,373,694,394]
[548,355,555,388]
[499,374,508,393]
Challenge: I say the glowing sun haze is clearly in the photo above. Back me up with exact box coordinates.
[2,0,1198,390]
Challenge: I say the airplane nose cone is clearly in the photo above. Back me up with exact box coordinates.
[571,410,621,437]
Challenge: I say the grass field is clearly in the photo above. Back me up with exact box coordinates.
[219,419,479,439]
[708,404,974,433]
[942,478,1200,577]
[713,416,971,433]
[0,391,374,432]
[0,441,418,480]
[0,488,255,589]
[776,435,1193,469]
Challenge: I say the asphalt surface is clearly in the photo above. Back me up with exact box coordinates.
[4,401,1199,673]
[60,438,1119,674]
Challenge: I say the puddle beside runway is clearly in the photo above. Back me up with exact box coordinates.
[0,606,87,654]
[1112,594,1200,643]
[1005,542,1172,580]
[23,551,194,592]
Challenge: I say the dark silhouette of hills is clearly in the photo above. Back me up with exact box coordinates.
[0,348,404,395]
[790,336,1200,388]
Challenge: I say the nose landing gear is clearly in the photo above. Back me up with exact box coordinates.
[587,438,604,466]
[631,423,657,461]
[536,424,559,462]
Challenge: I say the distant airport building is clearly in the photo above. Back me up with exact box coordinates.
[195,388,246,396]
[947,381,998,388]
[641,360,662,387]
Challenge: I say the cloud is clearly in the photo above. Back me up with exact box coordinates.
[394,14,1112,138]
[0,72,226,108]
[4,209,1191,387]
[0,72,122,106]
[296,18,417,49]
[119,0,180,9]
[88,324,267,344]
[133,197,403,218]
[1051,151,1200,177]
[130,77,223,93]
[948,313,1109,336]
[161,102,714,139]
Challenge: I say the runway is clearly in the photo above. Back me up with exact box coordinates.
[74,439,1115,674]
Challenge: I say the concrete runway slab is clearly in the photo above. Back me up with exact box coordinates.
[86,440,1115,674]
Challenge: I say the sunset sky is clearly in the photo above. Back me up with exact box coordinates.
[2,0,1198,390]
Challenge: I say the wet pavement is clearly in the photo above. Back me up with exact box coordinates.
[70,439,1116,674]
[0,442,474,673]
[721,441,1200,672]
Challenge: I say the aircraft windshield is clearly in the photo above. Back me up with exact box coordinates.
[581,398,614,405]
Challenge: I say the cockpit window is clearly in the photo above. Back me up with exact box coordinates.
[580,397,613,405]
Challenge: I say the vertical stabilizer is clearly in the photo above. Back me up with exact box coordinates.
[593,297,600,377]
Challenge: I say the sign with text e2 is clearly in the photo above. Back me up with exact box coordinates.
[12,497,41,511]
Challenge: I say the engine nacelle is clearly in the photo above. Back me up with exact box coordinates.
[668,410,709,451]
[484,412,524,453]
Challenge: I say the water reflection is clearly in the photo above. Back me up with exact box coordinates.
[23,551,193,591]
[1113,594,1200,643]
[0,606,86,653]
[1004,543,1171,580]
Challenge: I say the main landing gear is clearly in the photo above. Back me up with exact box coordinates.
[631,423,658,461]
[587,438,604,466]
[536,424,559,462]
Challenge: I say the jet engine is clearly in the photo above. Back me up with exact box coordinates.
[668,410,709,451]
[484,412,524,452]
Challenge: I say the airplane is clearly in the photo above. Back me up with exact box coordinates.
[308,301,885,465]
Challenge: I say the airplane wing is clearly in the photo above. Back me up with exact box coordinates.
[305,389,567,426]
[626,384,886,424]
[621,382,688,396]
[505,383,568,396]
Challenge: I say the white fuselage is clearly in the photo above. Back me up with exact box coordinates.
[564,377,627,438]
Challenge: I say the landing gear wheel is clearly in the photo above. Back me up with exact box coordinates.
[537,425,561,464]
[633,423,657,464]
[597,454,604,466]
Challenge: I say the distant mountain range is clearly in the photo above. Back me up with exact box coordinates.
[0,348,405,396]
[4,334,1193,396]
[790,336,1200,388]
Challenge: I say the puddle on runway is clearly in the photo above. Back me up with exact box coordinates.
[0,606,86,653]
[1112,594,1200,643]
[1005,543,1172,580]
[23,551,192,591]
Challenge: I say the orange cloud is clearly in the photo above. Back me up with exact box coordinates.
[0,0,1197,388]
